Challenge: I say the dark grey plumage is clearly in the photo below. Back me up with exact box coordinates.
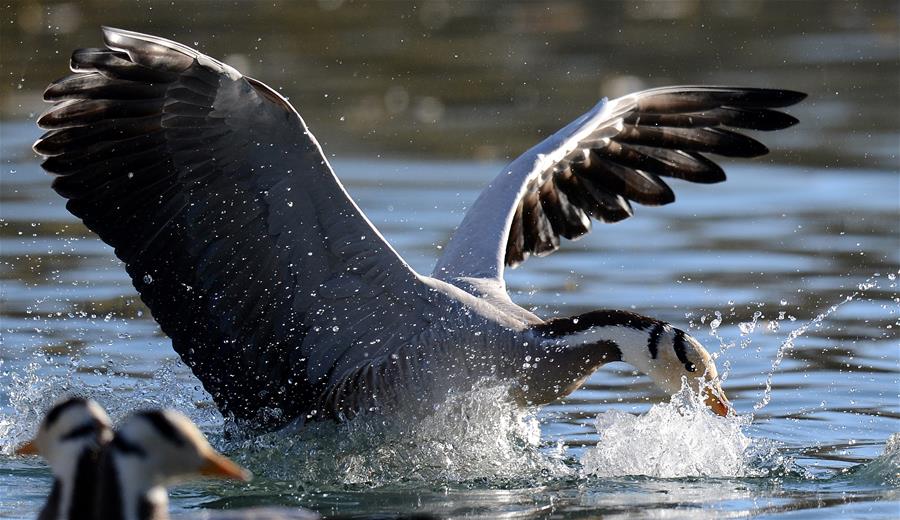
[37,27,439,430]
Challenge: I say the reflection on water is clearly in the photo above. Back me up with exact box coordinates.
[1,1,898,518]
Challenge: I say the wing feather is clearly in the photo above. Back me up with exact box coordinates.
[36,27,439,429]
[434,86,804,284]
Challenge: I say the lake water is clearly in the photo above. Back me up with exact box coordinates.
[2,119,898,517]
[1,1,898,518]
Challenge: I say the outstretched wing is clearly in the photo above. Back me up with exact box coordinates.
[35,27,440,428]
[433,86,805,289]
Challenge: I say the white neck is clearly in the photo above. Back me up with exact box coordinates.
[50,477,73,520]
[523,311,675,405]
[114,455,169,520]
[561,323,660,374]
[522,323,649,405]
[46,442,87,520]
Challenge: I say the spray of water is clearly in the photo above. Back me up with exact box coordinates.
[0,356,218,456]
[581,275,892,479]
[580,383,795,479]
[752,273,888,413]
[582,387,749,478]
[229,383,572,488]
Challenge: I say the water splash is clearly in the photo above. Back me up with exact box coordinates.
[0,358,91,455]
[0,356,218,455]
[754,284,871,412]
[581,384,794,479]
[229,383,572,489]
[847,433,900,487]
[580,385,749,478]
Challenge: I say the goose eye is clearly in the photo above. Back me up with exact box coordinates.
[685,362,696,373]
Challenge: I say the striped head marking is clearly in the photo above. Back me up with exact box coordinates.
[16,397,113,478]
[113,409,250,486]
[538,310,731,416]
[637,326,731,416]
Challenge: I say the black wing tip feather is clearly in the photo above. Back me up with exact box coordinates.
[638,86,807,109]
[722,107,800,131]
[34,27,209,153]
[754,88,807,107]
[504,84,804,267]
[764,111,800,130]
[721,86,807,108]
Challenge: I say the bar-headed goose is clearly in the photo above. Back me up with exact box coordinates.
[97,409,251,519]
[35,27,805,430]
[94,408,316,520]
[15,397,113,520]
[97,409,433,520]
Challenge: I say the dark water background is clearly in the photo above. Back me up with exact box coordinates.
[1,1,898,518]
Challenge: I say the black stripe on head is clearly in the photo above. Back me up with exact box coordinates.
[111,434,147,457]
[672,330,697,372]
[135,410,186,447]
[61,421,99,441]
[44,397,89,427]
[647,323,664,359]
[536,310,663,337]
[600,340,624,363]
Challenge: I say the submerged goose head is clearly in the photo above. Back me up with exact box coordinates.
[529,310,731,415]
[99,409,250,519]
[16,397,113,520]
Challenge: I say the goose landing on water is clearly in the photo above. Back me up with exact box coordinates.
[35,27,805,431]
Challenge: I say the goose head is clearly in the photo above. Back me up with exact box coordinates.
[530,310,732,416]
[16,396,113,476]
[110,409,250,484]
[631,323,731,416]
[16,397,113,520]
[100,409,250,519]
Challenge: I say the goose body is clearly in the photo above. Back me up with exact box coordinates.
[16,397,113,520]
[35,27,805,431]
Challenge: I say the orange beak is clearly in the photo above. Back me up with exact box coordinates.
[15,439,39,456]
[704,386,732,417]
[198,451,252,481]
